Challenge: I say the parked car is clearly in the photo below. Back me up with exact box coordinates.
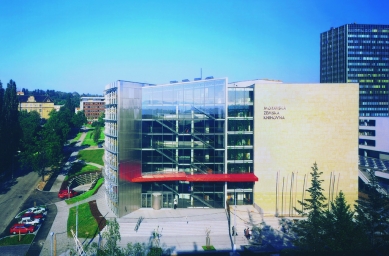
[22,212,45,221]
[19,216,41,226]
[26,206,47,215]
[58,189,78,199]
[10,224,35,234]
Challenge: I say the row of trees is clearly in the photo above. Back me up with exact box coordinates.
[20,88,82,106]
[0,79,87,180]
[292,163,389,254]
[0,80,21,179]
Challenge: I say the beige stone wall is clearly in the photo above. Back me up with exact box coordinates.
[253,83,359,217]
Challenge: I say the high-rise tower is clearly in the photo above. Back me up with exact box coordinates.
[320,24,389,117]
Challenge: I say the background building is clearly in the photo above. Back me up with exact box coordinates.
[320,23,389,182]
[18,95,54,119]
[80,96,105,121]
[104,78,359,217]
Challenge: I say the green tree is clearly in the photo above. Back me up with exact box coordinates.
[322,191,368,253]
[354,170,389,252]
[85,218,146,256]
[29,126,62,181]
[18,110,42,171]
[293,162,328,252]
[93,125,102,144]
[103,218,121,255]
[72,110,87,130]
[1,80,21,177]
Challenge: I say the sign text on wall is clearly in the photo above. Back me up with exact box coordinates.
[263,106,286,120]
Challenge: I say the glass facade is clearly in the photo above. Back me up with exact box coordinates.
[320,24,389,117]
[104,78,255,217]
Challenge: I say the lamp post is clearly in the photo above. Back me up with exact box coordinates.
[233,188,243,253]
[50,231,54,256]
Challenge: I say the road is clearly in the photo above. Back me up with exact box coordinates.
[0,170,61,256]
[0,171,41,237]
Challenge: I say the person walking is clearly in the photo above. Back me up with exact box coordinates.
[174,198,177,209]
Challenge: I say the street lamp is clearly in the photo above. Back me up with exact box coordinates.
[233,188,243,253]
[50,232,54,256]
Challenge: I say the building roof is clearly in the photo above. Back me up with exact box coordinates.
[18,95,53,103]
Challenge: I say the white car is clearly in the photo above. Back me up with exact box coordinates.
[26,207,47,215]
[19,217,41,226]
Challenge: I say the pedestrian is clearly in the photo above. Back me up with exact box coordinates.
[232,226,237,236]
[173,198,177,209]
[186,216,188,224]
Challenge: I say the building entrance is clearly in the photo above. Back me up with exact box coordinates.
[141,192,174,208]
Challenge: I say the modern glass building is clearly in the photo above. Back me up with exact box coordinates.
[104,78,359,218]
[104,78,258,217]
[320,23,389,117]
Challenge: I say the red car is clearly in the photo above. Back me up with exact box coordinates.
[22,212,45,221]
[10,224,35,234]
[58,189,78,199]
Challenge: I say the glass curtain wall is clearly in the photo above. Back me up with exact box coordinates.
[227,85,254,204]
[141,79,227,208]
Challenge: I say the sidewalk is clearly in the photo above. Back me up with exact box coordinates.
[40,185,111,256]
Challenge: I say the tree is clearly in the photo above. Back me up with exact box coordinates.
[85,218,147,256]
[93,125,102,144]
[103,218,121,255]
[29,126,62,181]
[18,110,42,172]
[354,170,389,252]
[322,191,368,253]
[72,110,87,130]
[293,162,328,252]
[1,80,21,177]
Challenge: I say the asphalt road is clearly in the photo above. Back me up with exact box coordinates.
[0,171,41,237]
[0,170,61,256]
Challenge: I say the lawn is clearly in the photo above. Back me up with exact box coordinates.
[65,163,100,181]
[0,234,35,246]
[73,131,83,142]
[82,128,105,147]
[66,178,104,205]
[68,202,99,238]
[77,149,104,166]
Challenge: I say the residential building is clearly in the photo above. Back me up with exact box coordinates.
[104,78,358,217]
[80,96,105,121]
[18,95,54,119]
[320,23,389,161]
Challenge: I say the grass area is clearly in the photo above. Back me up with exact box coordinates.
[64,163,100,181]
[0,234,35,246]
[68,202,98,238]
[66,178,104,205]
[82,129,105,146]
[202,245,216,251]
[73,132,83,142]
[77,149,104,166]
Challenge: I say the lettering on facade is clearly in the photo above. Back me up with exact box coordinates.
[263,106,286,120]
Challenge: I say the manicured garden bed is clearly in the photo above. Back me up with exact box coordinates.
[65,178,104,205]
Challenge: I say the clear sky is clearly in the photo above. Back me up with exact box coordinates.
[1,0,389,95]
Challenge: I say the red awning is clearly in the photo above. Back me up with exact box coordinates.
[130,173,258,183]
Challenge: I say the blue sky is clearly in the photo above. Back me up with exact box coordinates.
[1,0,389,95]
